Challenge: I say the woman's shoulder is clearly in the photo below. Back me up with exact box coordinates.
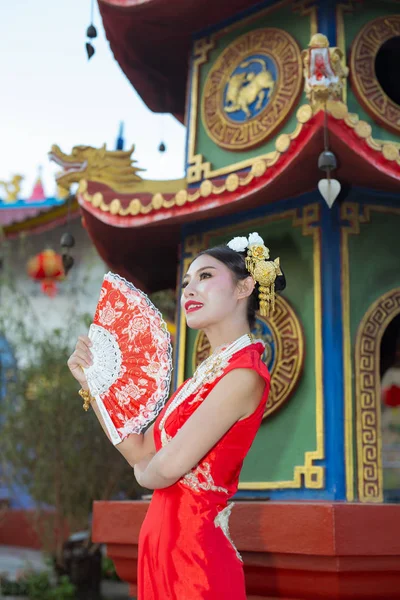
[226,342,270,381]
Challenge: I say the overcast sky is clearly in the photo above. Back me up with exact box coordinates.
[0,1,186,198]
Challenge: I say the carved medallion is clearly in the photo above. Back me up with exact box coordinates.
[193,295,304,418]
[350,16,400,135]
[201,28,303,151]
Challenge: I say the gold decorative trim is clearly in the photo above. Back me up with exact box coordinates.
[78,101,399,218]
[356,289,400,503]
[336,1,362,104]
[350,15,400,136]
[327,101,400,163]
[0,174,23,202]
[293,0,318,36]
[200,28,303,152]
[341,202,400,503]
[177,204,325,490]
[186,0,317,183]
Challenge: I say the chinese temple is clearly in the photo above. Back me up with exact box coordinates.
[0,175,77,240]
[51,1,400,598]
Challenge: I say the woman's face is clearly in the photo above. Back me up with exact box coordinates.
[181,254,243,330]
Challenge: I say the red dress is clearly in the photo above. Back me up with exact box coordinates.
[138,343,270,599]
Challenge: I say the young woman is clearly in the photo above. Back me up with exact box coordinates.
[68,232,286,600]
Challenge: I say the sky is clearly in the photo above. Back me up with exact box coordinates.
[0,1,186,198]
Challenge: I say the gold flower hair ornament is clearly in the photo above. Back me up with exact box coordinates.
[227,232,282,317]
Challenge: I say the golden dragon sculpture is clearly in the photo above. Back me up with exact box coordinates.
[49,144,184,195]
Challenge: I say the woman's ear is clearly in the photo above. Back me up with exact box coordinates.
[237,276,255,299]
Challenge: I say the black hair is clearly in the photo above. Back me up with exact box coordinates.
[197,244,286,328]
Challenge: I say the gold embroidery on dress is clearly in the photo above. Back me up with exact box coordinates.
[214,503,242,562]
[181,462,229,495]
[188,390,205,405]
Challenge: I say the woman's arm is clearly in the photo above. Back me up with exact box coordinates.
[134,368,266,490]
[67,335,156,465]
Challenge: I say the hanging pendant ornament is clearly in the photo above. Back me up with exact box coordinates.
[62,254,74,275]
[85,0,97,60]
[317,107,340,209]
[60,193,76,275]
[86,42,95,60]
[158,142,166,153]
[318,178,341,209]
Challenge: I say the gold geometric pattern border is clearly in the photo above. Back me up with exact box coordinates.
[186,0,317,182]
[355,289,400,503]
[177,204,325,490]
[78,102,399,219]
[341,202,400,503]
[350,15,400,136]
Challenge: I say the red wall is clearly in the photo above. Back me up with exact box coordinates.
[0,510,68,549]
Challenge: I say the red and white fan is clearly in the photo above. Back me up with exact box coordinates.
[83,272,173,445]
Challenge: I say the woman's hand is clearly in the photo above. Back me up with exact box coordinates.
[67,335,93,391]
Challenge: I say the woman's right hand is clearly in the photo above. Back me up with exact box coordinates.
[67,335,93,391]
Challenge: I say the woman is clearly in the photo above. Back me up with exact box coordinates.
[68,232,285,600]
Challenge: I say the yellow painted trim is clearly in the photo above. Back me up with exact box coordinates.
[336,3,351,105]
[176,205,325,491]
[341,203,400,503]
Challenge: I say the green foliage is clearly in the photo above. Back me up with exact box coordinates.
[0,571,75,599]
[150,289,176,322]
[101,555,119,581]
[0,259,142,565]
[1,329,141,561]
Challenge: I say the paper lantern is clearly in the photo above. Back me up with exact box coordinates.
[383,385,400,408]
[26,249,65,297]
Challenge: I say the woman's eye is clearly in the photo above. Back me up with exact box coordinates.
[182,281,188,289]
[200,272,212,280]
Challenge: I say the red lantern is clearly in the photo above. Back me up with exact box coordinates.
[383,385,400,408]
[26,249,65,297]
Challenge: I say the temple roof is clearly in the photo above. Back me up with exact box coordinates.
[0,175,68,233]
[1,198,79,238]
[98,0,262,121]
[75,103,400,291]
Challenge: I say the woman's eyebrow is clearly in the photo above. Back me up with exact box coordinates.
[182,266,217,281]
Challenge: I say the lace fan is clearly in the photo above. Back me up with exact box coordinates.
[83,272,173,445]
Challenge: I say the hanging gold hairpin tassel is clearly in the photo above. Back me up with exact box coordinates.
[245,240,282,317]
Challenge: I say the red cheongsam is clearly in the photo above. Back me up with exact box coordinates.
[138,343,270,599]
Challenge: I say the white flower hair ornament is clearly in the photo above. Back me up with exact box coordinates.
[227,236,248,253]
[248,232,265,247]
[227,232,282,317]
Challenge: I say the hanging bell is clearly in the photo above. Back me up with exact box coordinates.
[60,232,75,249]
[86,24,97,39]
[158,142,166,153]
[318,150,337,172]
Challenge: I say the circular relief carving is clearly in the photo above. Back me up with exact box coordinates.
[201,28,303,151]
[350,16,400,135]
[193,295,305,418]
